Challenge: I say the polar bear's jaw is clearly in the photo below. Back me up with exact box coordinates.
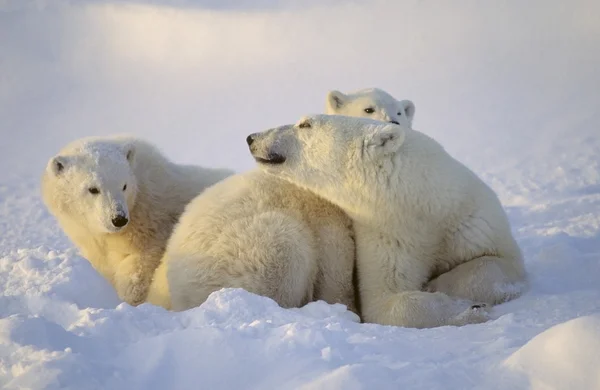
[252,153,286,165]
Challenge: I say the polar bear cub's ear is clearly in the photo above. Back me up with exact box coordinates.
[366,124,406,156]
[326,90,347,113]
[123,143,136,166]
[399,100,415,127]
[48,156,68,176]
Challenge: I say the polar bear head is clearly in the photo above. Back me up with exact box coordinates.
[247,114,413,217]
[41,137,138,234]
[325,88,415,128]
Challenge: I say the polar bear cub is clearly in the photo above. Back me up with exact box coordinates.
[41,135,233,306]
[149,170,357,313]
[326,88,415,128]
[248,115,528,328]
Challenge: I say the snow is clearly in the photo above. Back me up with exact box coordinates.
[1,0,599,389]
[504,314,600,390]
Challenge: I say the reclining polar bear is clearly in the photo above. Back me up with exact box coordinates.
[247,114,528,328]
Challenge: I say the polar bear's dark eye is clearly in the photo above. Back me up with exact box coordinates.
[364,108,375,114]
[88,187,100,195]
[397,112,403,116]
[298,121,312,129]
[122,184,127,191]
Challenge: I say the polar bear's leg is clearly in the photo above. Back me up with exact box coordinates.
[115,252,159,306]
[313,222,357,314]
[355,232,490,328]
[358,261,491,328]
[167,211,318,312]
[146,261,172,310]
[425,255,527,304]
[366,291,491,328]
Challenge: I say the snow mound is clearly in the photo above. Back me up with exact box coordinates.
[504,314,600,390]
[0,288,366,390]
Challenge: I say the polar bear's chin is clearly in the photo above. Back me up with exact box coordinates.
[101,223,127,234]
[254,153,286,165]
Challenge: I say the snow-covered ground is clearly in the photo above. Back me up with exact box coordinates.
[1,1,599,389]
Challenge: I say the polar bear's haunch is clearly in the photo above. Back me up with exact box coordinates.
[154,171,357,313]
[249,115,527,328]
[42,136,233,306]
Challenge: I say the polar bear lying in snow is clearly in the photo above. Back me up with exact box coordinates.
[41,136,233,306]
[248,114,528,328]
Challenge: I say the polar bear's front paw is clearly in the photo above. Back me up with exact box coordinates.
[115,272,147,306]
[449,302,492,326]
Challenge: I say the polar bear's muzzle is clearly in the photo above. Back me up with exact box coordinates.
[109,203,129,230]
[246,132,287,165]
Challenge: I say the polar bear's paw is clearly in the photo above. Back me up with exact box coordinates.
[115,262,149,307]
[115,274,147,306]
[448,302,492,326]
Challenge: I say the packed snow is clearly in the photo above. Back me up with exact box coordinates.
[1,1,599,389]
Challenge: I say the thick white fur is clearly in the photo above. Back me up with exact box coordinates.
[41,135,233,306]
[149,88,416,314]
[326,88,415,128]
[250,115,528,328]
[149,170,357,313]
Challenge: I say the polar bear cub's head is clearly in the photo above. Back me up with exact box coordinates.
[247,114,409,215]
[41,136,138,234]
[325,88,415,128]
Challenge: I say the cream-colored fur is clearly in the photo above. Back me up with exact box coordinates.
[148,170,357,313]
[148,88,415,314]
[41,135,233,306]
[249,115,528,329]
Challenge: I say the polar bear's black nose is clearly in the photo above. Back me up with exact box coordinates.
[390,120,400,125]
[112,215,129,228]
[246,134,255,146]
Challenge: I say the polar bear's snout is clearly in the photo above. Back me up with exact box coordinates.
[111,214,129,228]
[110,203,129,229]
[247,131,287,165]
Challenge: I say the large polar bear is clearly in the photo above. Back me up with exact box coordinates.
[41,136,233,306]
[247,115,528,328]
[326,88,415,128]
[148,88,412,313]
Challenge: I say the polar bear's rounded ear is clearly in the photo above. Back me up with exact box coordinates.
[326,90,347,113]
[124,144,135,165]
[48,156,68,176]
[367,124,406,156]
[400,100,415,127]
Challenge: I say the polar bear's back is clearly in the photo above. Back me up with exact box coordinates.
[160,168,356,312]
[169,169,350,252]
